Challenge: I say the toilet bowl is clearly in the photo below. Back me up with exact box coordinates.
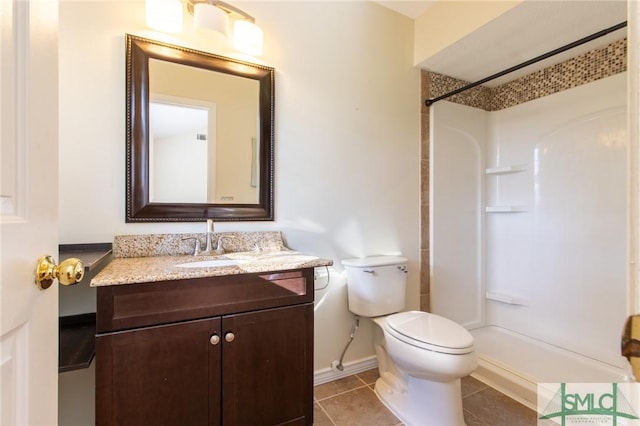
[372,312,477,426]
[342,256,478,426]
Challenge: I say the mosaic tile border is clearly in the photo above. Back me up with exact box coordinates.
[425,38,627,111]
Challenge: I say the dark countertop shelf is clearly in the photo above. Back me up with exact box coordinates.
[59,242,113,274]
[59,243,112,373]
[59,313,96,373]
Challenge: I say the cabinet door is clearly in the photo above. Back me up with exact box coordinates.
[222,303,313,426]
[96,317,222,426]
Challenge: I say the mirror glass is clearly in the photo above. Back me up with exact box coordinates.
[126,34,274,222]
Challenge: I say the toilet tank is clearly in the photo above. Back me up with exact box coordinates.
[341,255,408,317]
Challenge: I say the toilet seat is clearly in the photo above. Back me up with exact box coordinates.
[384,311,474,355]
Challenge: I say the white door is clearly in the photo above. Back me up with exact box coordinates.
[1,0,60,424]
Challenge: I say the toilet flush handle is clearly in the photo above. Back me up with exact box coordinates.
[363,270,375,274]
[397,266,408,273]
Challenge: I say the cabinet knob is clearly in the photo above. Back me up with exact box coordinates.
[225,332,235,343]
[210,334,220,345]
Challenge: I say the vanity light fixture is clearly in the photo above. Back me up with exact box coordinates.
[187,0,264,56]
[191,1,229,37]
[145,0,264,56]
[233,19,263,57]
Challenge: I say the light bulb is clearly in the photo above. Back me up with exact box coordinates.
[194,3,229,37]
[233,20,263,56]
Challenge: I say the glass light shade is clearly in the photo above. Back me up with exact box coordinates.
[233,20,263,56]
[194,3,229,37]
[146,0,183,33]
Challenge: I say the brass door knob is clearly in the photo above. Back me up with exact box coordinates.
[35,255,84,290]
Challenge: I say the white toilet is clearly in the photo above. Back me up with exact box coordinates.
[342,255,477,426]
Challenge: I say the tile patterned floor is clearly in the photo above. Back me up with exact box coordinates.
[314,369,537,426]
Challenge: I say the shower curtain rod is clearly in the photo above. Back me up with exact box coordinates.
[424,21,628,107]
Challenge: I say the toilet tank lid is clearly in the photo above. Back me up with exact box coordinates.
[342,255,407,268]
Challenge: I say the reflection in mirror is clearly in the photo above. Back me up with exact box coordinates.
[126,34,274,222]
[149,100,209,203]
[148,59,260,204]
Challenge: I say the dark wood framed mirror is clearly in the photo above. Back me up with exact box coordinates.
[125,34,274,222]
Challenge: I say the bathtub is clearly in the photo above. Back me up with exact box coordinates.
[469,326,632,410]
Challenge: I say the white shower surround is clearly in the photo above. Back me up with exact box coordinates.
[430,73,631,409]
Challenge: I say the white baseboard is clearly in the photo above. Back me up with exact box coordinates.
[313,356,378,386]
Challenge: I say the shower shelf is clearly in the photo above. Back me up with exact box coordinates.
[486,291,529,306]
[485,165,527,175]
[485,206,527,213]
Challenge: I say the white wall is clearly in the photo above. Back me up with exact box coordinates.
[59,0,418,380]
[413,0,521,65]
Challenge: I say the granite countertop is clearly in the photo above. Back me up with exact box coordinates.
[90,249,333,287]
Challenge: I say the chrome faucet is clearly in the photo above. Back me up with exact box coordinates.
[205,219,214,253]
[182,219,218,256]
[214,235,236,255]
[215,237,227,255]
[182,237,202,256]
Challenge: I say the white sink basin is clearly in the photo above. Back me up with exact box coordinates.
[175,259,248,268]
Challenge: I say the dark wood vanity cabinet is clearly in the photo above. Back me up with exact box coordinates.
[95,269,314,426]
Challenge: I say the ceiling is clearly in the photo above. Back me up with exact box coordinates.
[377,0,628,87]
[374,0,436,19]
